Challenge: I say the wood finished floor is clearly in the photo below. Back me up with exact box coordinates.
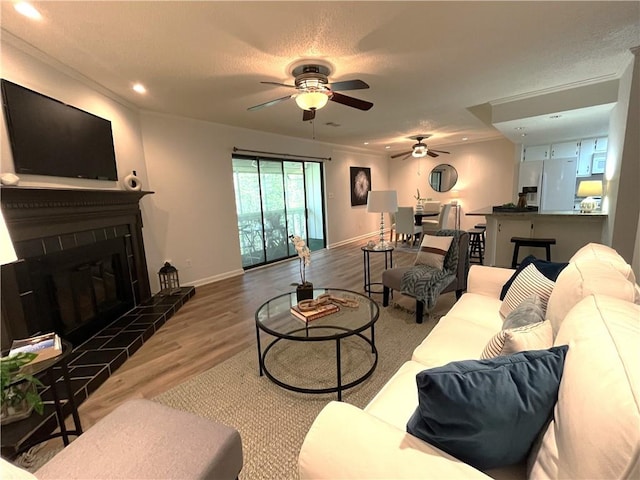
[76,236,421,428]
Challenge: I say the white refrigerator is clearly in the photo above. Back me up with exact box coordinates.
[518,158,577,211]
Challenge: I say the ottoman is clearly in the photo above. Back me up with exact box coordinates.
[35,399,243,480]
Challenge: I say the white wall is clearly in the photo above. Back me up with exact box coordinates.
[0,41,149,191]
[1,38,390,293]
[606,49,639,265]
[139,112,390,289]
[389,138,517,231]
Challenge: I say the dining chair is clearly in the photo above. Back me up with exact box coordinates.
[422,203,453,234]
[395,206,422,247]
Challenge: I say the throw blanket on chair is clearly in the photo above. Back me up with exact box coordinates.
[400,229,468,310]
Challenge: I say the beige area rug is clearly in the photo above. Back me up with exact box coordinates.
[153,298,453,480]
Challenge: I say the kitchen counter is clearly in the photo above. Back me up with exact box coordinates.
[467,208,607,267]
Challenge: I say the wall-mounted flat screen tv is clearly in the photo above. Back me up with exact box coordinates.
[1,79,118,181]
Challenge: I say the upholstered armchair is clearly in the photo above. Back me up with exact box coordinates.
[382,230,470,323]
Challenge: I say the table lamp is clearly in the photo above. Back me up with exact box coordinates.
[0,209,18,265]
[577,180,603,213]
[367,190,398,250]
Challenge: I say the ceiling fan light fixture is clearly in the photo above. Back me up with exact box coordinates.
[412,144,427,158]
[295,91,330,111]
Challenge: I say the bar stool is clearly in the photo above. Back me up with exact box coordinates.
[510,237,556,268]
[468,228,485,264]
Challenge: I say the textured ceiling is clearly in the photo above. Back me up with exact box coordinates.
[1,1,638,154]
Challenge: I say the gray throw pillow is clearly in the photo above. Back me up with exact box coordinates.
[503,295,545,330]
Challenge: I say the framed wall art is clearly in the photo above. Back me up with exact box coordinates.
[350,166,371,206]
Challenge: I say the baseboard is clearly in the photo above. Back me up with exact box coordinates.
[186,268,245,288]
[328,229,389,249]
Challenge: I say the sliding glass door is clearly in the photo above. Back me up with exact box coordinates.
[233,156,326,269]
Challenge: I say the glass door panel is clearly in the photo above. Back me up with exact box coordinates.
[304,162,325,252]
[233,159,265,267]
[260,160,288,262]
[233,156,326,269]
[283,161,306,257]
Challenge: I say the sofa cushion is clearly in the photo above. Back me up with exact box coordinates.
[412,305,503,367]
[546,259,638,335]
[529,295,640,479]
[407,346,568,471]
[364,360,430,430]
[570,243,636,283]
[500,255,569,300]
[502,295,545,329]
[499,264,555,318]
[480,320,553,359]
[0,459,37,480]
[415,234,453,270]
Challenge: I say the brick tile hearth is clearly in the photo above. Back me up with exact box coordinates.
[1,286,195,456]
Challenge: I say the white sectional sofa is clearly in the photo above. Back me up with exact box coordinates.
[298,243,640,479]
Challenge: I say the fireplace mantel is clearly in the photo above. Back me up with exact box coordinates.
[1,187,154,349]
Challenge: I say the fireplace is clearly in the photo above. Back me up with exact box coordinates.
[25,237,135,345]
[1,187,152,350]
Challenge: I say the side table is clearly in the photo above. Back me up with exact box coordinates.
[1,339,83,459]
[361,245,393,297]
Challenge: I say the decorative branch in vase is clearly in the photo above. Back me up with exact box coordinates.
[289,235,313,302]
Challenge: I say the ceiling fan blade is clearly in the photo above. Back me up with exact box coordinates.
[302,109,316,121]
[427,151,440,158]
[329,92,373,111]
[260,81,297,88]
[327,79,369,91]
[390,150,412,159]
[429,149,450,154]
[247,94,293,111]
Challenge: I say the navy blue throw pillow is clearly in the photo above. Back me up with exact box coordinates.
[406,345,568,471]
[500,256,569,300]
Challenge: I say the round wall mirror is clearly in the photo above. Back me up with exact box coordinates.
[429,163,458,192]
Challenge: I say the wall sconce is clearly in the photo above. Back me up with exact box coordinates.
[158,262,181,295]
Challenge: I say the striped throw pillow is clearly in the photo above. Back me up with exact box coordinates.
[499,263,555,318]
[415,235,453,270]
[481,320,553,359]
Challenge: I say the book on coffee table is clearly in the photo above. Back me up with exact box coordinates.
[290,303,340,322]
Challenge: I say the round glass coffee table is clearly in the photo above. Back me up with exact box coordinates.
[255,288,379,401]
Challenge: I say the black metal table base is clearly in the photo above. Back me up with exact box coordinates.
[257,325,378,401]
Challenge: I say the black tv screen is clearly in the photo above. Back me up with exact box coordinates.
[1,79,118,181]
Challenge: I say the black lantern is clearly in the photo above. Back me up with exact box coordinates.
[158,262,180,295]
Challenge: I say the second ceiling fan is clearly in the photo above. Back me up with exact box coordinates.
[391,135,450,160]
[247,63,373,121]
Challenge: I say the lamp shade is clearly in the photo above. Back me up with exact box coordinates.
[0,209,17,265]
[577,180,603,197]
[295,91,330,111]
[366,190,398,213]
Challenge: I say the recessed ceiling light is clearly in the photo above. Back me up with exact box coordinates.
[132,83,146,94]
[14,2,42,20]
[363,142,369,145]
[462,137,468,141]
[385,146,391,149]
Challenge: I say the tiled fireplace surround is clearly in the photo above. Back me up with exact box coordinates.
[0,187,195,454]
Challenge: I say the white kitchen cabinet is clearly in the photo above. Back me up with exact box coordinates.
[523,145,550,161]
[551,141,580,158]
[577,138,596,177]
[594,137,608,152]
[577,136,608,177]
